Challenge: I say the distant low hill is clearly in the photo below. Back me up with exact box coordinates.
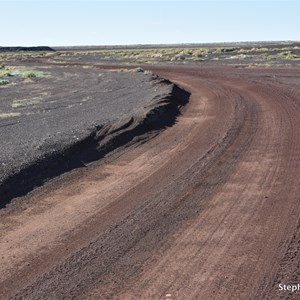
[0,46,55,52]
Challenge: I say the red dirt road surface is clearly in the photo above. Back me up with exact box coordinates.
[0,65,300,300]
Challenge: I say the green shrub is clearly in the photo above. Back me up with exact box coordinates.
[0,70,13,77]
[0,79,9,86]
[22,71,37,78]
[135,67,144,73]
[285,53,299,59]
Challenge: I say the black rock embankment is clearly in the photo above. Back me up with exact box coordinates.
[0,77,189,208]
[0,46,55,52]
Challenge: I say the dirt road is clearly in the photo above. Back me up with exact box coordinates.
[0,65,299,299]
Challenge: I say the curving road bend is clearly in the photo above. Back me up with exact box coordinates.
[0,65,300,300]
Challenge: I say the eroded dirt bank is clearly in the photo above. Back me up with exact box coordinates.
[0,65,300,300]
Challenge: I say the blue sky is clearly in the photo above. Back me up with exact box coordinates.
[1,1,300,46]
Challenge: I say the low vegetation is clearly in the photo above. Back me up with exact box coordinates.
[49,45,299,65]
[12,98,41,108]
[22,71,37,78]
[0,66,49,86]
[0,45,299,67]
[0,112,21,118]
[0,69,13,77]
[135,67,144,73]
[0,79,10,86]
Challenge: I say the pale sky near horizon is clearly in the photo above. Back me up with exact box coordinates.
[1,1,300,47]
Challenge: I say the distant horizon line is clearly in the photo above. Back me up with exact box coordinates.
[1,40,300,49]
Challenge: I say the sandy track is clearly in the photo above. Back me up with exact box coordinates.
[0,65,299,299]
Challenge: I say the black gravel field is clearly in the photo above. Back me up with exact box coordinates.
[0,65,189,206]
